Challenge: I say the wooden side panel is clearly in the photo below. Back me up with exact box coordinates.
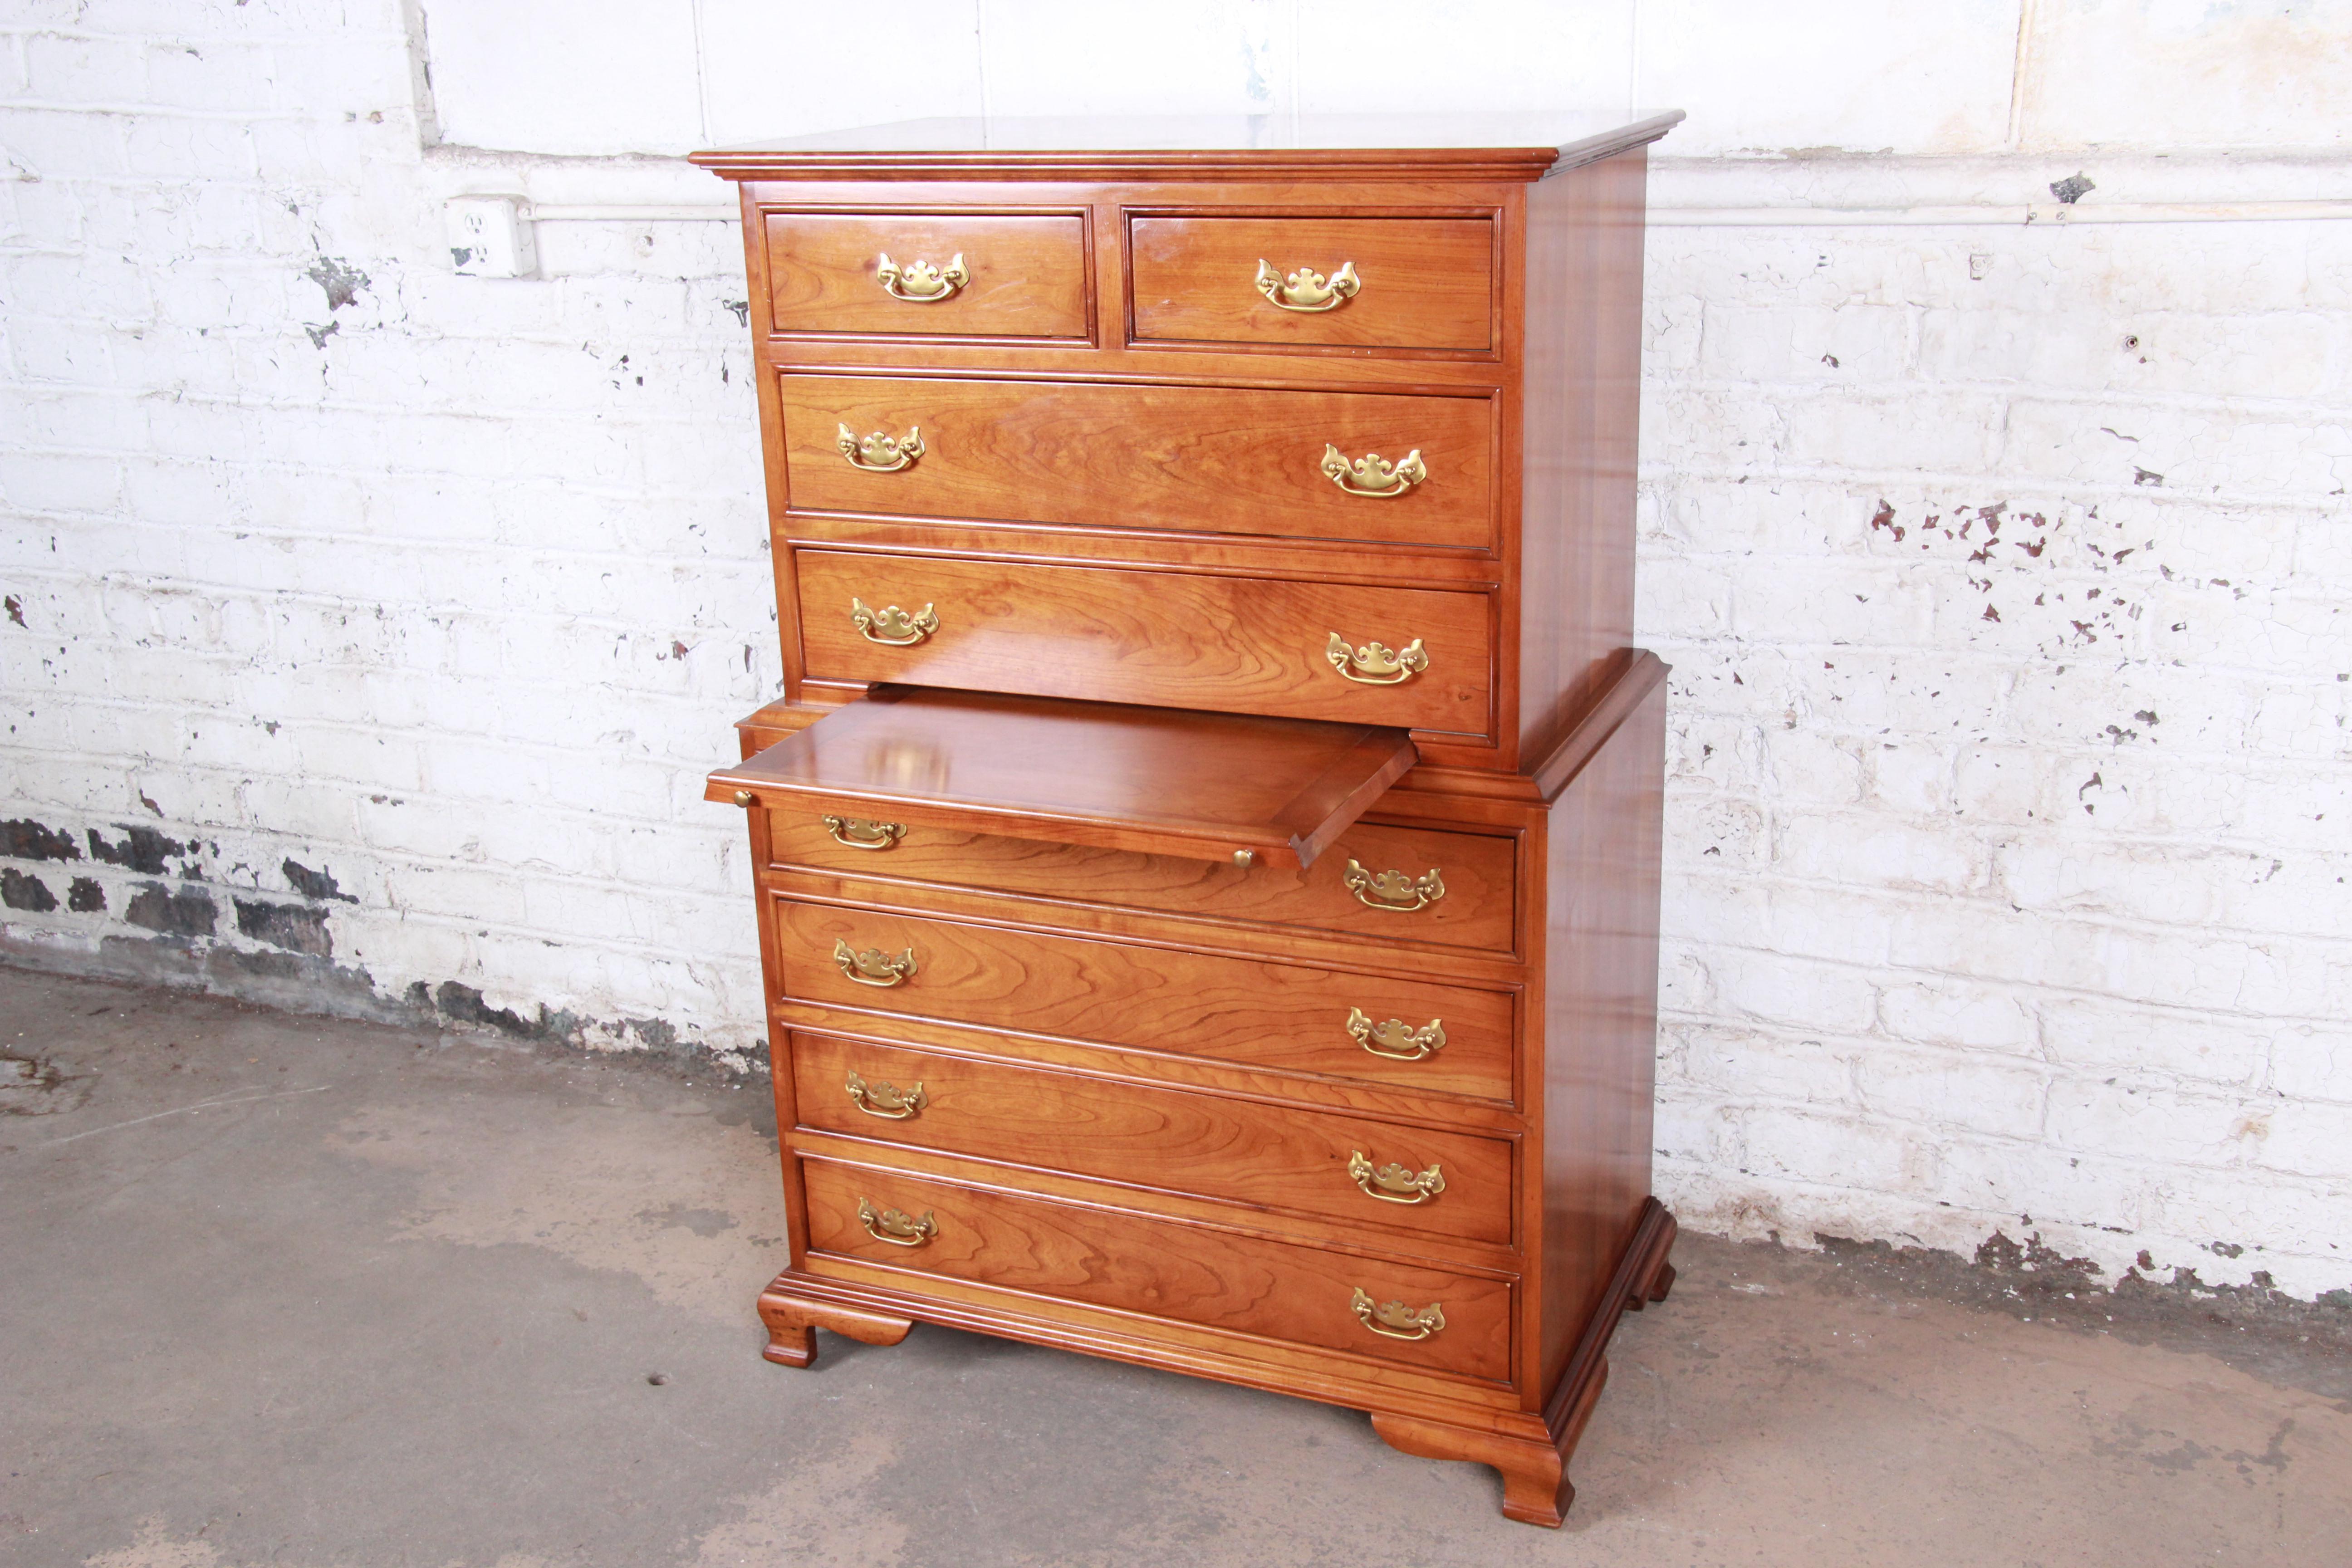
[794,551,1496,737]
[792,1033,1514,1244]
[1515,148,1649,759]
[801,1158,1517,1382]
[1535,673,1666,1391]
[769,899,1517,1092]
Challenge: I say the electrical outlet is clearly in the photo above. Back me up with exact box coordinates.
[446,196,536,279]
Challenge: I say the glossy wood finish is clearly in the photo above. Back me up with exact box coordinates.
[779,373,1495,549]
[792,1033,1513,1244]
[764,812,1521,953]
[710,684,1414,868]
[1130,216,1495,352]
[795,552,1495,737]
[769,899,1519,1101]
[799,1158,1516,1382]
[1536,656,1669,1388]
[762,212,1089,339]
[701,118,1678,1528]
[1516,150,1650,761]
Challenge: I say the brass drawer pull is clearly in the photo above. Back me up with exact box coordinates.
[1342,859,1445,912]
[875,251,969,302]
[837,422,925,472]
[1321,445,1426,498]
[1256,258,1360,312]
[1349,1151,1445,1205]
[1347,1007,1447,1061]
[832,938,917,988]
[850,598,938,646]
[1351,1287,1445,1341]
[1325,632,1427,685]
[844,1069,926,1120]
[822,814,907,850]
[857,1198,939,1246]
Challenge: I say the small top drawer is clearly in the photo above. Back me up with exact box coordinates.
[764,211,1090,339]
[1130,216,1494,352]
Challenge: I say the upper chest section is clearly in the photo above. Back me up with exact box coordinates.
[724,177,1530,386]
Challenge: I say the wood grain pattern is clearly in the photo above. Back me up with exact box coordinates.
[792,1033,1514,1244]
[768,899,1517,1097]
[764,212,1090,338]
[800,1158,1516,1382]
[779,374,1495,551]
[1536,657,1668,1391]
[1515,148,1649,761]
[1130,215,1494,351]
[710,684,1416,868]
[795,551,1495,737]
[764,812,1520,953]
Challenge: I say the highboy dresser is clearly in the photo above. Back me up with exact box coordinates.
[692,113,1681,1526]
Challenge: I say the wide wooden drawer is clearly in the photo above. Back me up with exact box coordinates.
[780,374,1494,550]
[769,814,1519,954]
[802,1159,1513,1382]
[1130,216,1495,352]
[762,212,1089,338]
[796,552,1494,738]
[770,900,1517,1098]
[793,1034,1512,1244]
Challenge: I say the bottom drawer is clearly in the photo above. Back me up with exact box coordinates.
[802,1159,1513,1383]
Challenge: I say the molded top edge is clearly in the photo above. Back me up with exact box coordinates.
[688,111,1685,182]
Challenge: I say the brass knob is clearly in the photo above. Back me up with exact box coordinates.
[1231,849,1255,868]
[731,790,755,808]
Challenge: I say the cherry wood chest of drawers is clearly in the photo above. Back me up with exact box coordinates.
[692,113,1681,1527]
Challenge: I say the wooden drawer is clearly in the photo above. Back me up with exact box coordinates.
[793,1034,1512,1244]
[802,1159,1514,1382]
[796,551,1494,738]
[770,900,1517,1098]
[769,814,1519,955]
[779,374,1494,551]
[762,212,1088,338]
[1130,216,1495,352]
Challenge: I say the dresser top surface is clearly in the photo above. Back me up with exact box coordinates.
[689,111,1683,183]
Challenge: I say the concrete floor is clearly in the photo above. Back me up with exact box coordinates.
[2,969,2347,1568]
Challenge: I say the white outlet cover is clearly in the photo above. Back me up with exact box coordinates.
[446,196,537,278]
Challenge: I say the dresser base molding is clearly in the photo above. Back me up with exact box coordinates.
[757,1290,914,1368]
[755,1198,1676,1525]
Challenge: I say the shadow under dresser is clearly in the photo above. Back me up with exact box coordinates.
[691,111,1683,1527]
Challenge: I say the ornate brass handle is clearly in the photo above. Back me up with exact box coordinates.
[832,937,917,988]
[837,423,925,472]
[1351,1286,1446,1341]
[856,1198,938,1247]
[1342,859,1445,912]
[1255,258,1360,312]
[875,251,969,302]
[822,815,906,851]
[1349,1150,1445,1205]
[850,598,937,646]
[1347,1006,1447,1061]
[844,1068,926,1120]
[1321,445,1426,498]
[1326,633,1427,685]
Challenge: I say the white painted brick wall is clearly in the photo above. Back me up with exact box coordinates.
[3,1,2348,1300]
